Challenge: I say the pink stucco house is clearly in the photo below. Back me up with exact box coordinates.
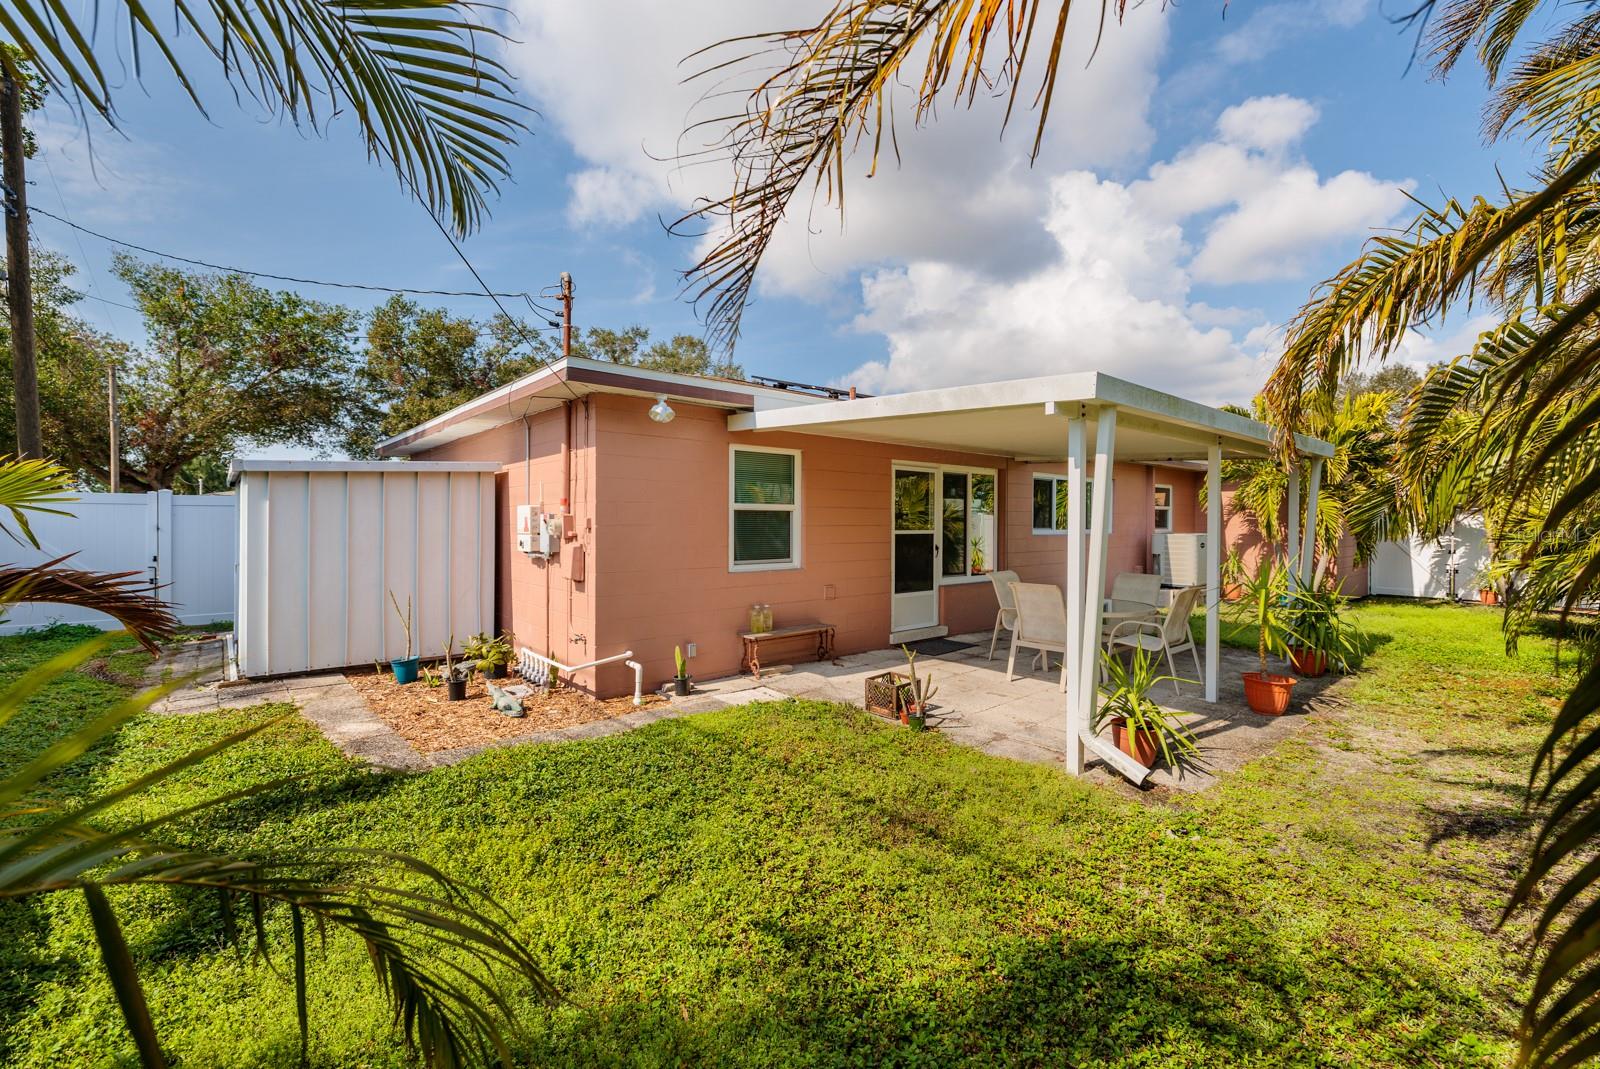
[378,357,1334,727]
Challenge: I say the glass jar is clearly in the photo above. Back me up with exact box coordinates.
[762,604,774,632]
[750,604,767,634]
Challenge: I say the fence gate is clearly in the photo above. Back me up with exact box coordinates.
[0,490,237,634]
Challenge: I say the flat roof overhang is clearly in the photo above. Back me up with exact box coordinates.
[377,356,829,456]
[726,371,1332,463]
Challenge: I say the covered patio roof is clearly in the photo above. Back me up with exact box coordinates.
[726,371,1333,462]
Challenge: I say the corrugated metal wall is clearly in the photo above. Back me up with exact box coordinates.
[235,467,496,677]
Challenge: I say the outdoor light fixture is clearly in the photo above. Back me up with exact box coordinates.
[648,394,676,423]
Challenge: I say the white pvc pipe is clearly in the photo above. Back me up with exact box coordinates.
[517,647,642,706]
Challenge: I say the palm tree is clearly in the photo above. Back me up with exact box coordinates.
[1218,391,1407,578]
[686,2,1600,1064]
[0,454,556,1066]
[1,2,525,238]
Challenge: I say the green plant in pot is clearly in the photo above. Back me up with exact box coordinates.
[1094,646,1201,770]
[388,591,419,684]
[899,645,938,731]
[673,645,692,696]
[1470,561,1501,606]
[465,632,513,679]
[1225,558,1299,715]
[443,634,469,701]
[1284,581,1363,678]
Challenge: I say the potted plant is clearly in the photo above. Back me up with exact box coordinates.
[672,645,692,696]
[899,645,938,731]
[387,591,419,684]
[1226,559,1298,715]
[1283,582,1362,678]
[1471,562,1500,606]
[1094,646,1201,769]
[442,635,468,701]
[465,632,513,679]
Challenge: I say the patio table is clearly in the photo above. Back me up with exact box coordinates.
[1101,601,1160,646]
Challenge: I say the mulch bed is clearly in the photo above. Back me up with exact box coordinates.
[343,667,661,754]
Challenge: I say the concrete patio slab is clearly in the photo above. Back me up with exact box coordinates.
[697,630,1337,792]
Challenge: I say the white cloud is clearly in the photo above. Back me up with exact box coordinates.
[30,116,186,226]
[836,94,1412,404]
[505,0,1170,297]
[844,173,1274,405]
[1216,0,1370,65]
[567,167,659,227]
[1216,95,1319,151]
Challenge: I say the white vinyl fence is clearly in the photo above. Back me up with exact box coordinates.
[0,490,236,635]
[1369,514,1491,601]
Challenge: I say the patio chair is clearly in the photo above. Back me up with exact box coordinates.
[1106,584,1205,695]
[1105,572,1162,615]
[1007,581,1070,692]
[987,569,1020,660]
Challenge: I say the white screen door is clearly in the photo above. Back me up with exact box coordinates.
[892,466,939,633]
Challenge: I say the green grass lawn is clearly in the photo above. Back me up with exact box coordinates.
[0,600,1571,1067]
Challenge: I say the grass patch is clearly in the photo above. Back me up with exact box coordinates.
[0,602,1568,1066]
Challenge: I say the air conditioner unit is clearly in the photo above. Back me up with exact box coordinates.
[1164,532,1207,587]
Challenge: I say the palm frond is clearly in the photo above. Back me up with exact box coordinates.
[0,645,556,1068]
[0,0,528,235]
[674,0,1097,350]
[0,558,177,652]
[0,455,77,549]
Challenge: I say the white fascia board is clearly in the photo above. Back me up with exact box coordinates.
[728,370,1335,459]
[227,459,501,485]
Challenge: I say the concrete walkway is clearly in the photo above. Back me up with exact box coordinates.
[691,631,1338,791]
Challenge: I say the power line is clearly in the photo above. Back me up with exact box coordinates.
[367,140,582,403]
[28,204,565,315]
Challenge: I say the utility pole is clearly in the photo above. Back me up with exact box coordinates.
[559,272,573,358]
[107,365,120,492]
[0,65,40,459]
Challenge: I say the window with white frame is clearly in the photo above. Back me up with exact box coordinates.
[730,446,800,569]
[939,469,997,579]
[1032,474,1112,533]
[1153,484,1173,533]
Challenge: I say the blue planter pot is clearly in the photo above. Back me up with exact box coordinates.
[390,656,421,684]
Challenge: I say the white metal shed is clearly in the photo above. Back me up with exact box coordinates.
[229,460,500,678]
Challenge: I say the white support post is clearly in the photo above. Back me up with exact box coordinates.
[1285,465,1300,571]
[1299,456,1323,586]
[1076,409,1117,756]
[1206,441,1222,703]
[1064,416,1087,774]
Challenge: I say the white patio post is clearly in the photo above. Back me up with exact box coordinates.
[1063,415,1087,774]
[1298,456,1323,586]
[1076,409,1117,753]
[1206,440,1222,703]
[1285,464,1300,571]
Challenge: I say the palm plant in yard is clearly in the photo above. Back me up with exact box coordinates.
[0,457,556,1066]
[682,1,1600,1059]
[1256,3,1600,1062]
[0,0,525,237]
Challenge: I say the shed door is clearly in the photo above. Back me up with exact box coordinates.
[892,467,939,633]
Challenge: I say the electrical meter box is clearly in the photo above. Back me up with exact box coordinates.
[538,512,563,556]
[515,505,536,554]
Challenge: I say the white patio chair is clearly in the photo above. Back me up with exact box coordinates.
[1106,584,1205,695]
[1105,572,1162,615]
[987,569,1020,660]
[1007,581,1070,692]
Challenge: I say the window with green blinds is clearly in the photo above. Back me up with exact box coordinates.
[731,448,800,568]
[733,449,795,505]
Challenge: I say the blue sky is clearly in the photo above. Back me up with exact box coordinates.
[28,0,1536,431]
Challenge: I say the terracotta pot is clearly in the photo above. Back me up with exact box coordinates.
[1288,648,1328,678]
[1111,717,1158,767]
[1479,589,1499,607]
[901,700,925,726]
[1242,671,1297,716]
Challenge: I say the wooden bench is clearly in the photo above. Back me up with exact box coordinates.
[739,622,837,680]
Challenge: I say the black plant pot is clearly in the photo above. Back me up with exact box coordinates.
[446,676,468,701]
[484,663,507,680]
[674,676,692,697]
